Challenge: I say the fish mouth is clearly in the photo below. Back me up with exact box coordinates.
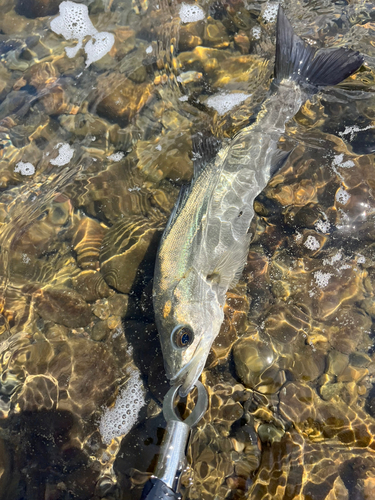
[170,340,210,397]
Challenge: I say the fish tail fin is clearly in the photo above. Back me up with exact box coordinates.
[275,6,363,88]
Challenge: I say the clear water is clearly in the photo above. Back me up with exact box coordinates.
[0,0,375,499]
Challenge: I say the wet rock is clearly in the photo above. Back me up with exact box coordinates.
[91,320,110,342]
[100,212,165,294]
[327,350,349,378]
[233,336,285,393]
[288,339,326,382]
[257,423,284,444]
[234,31,250,54]
[72,217,107,270]
[15,0,60,18]
[66,160,154,224]
[136,129,193,182]
[204,18,230,48]
[264,304,308,344]
[73,270,111,303]
[107,294,129,317]
[329,307,370,355]
[33,286,92,328]
[179,22,203,51]
[15,374,58,412]
[96,75,153,127]
[279,382,317,424]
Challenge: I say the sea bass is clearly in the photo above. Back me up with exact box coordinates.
[153,6,363,397]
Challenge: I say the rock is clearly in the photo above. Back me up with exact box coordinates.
[96,75,153,127]
[72,217,107,270]
[72,270,111,303]
[15,0,60,18]
[204,19,230,48]
[91,320,110,341]
[234,31,250,54]
[257,423,284,444]
[279,382,317,424]
[135,129,193,182]
[15,374,58,412]
[107,294,129,317]
[100,212,165,293]
[233,336,285,393]
[32,286,92,328]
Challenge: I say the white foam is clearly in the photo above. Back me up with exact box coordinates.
[357,254,365,264]
[263,2,279,23]
[50,143,74,166]
[336,187,350,205]
[145,45,153,54]
[304,235,320,251]
[179,3,205,22]
[85,32,115,67]
[315,219,330,233]
[51,1,114,67]
[179,95,189,102]
[332,154,355,169]
[206,92,252,115]
[314,270,331,288]
[251,26,261,39]
[323,251,342,267]
[99,369,145,444]
[107,152,124,162]
[339,124,375,142]
[14,161,35,176]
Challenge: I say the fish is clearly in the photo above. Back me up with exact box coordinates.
[153,6,364,397]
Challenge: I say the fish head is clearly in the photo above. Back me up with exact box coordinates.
[154,269,224,397]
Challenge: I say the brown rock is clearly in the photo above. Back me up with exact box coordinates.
[15,0,60,18]
[72,270,111,303]
[96,75,153,127]
[33,286,92,328]
[100,212,165,293]
[72,217,107,270]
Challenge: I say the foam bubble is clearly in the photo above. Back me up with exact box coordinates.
[251,26,261,39]
[315,219,330,233]
[50,143,74,166]
[314,270,331,288]
[206,92,252,115]
[332,154,355,169]
[339,124,375,142]
[357,254,365,264]
[336,187,350,205]
[107,152,124,162]
[99,369,145,444]
[304,235,320,251]
[14,161,35,176]
[179,3,205,22]
[145,45,153,54]
[263,2,279,23]
[51,1,114,67]
[85,32,115,67]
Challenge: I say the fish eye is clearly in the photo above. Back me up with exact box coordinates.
[171,325,194,349]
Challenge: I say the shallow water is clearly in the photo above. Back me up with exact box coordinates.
[0,0,375,499]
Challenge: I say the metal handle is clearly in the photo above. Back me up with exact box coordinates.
[154,419,190,490]
[140,477,180,500]
[141,381,208,499]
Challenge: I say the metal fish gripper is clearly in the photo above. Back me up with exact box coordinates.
[140,381,208,500]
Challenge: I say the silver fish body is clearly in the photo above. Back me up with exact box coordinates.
[153,7,363,396]
[153,83,304,396]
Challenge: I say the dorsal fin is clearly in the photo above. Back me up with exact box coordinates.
[160,183,190,242]
[192,133,221,180]
[270,148,292,176]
